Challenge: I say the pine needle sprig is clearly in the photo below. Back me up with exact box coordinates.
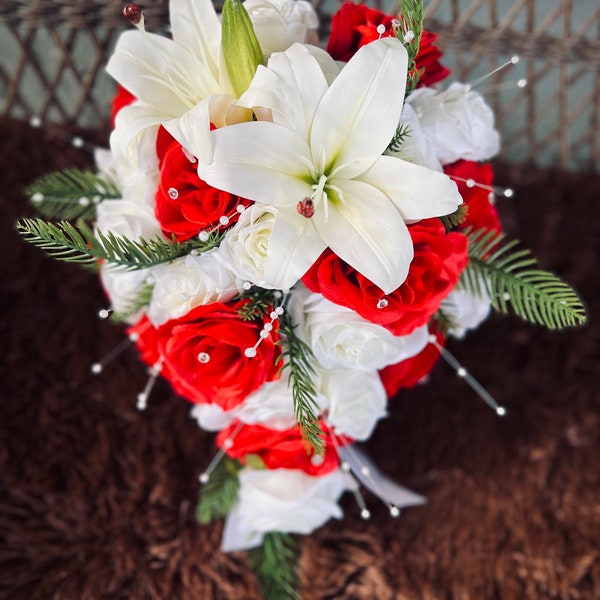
[386,123,412,154]
[277,310,325,456]
[396,0,425,93]
[196,457,242,524]
[16,217,222,271]
[16,218,101,270]
[431,309,459,337]
[462,228,587,329]
[110,283,154,323]
[440,204,469,231]
[26,168,120,220]
[247,533,300,600]
[236,288,280,321]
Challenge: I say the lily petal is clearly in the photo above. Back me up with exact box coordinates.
[239,43,329,139]
[163,97,213,163]
[106,31,211,115]
[197,121,313,207]
[110,102,163,167]
[314,179,413,293]
[358,155,463,220]
[169,0,221,64]
[263,210,327,289]
[311,38,408,176]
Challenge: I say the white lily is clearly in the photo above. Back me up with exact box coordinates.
[106,0,235,147]
[190,38,462,293]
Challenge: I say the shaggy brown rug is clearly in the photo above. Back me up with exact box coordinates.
[1,117,598,599]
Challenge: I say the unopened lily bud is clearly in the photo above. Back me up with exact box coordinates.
[222,0,264,97]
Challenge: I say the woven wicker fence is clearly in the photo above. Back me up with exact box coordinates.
[1,0,598,172]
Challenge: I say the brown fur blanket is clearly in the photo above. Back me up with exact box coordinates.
[1,118,598,599]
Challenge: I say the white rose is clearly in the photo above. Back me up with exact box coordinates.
[95,199,163,241]
[189,403,236,431]
[147,251,243,326]
[221,467,350,551]
[407,82,500,165]
[215,203,282,289]
[100,264,151,323]
[289,287,429,371]
[234,377,296,430]
[385,103,442,172]
[319,368,387,440]
[245,0,319,58]
[234,371,327,430]
[109,108,160,207]
[442,284,492,339]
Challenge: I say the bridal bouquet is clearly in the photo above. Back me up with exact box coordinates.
[18,0,586,597]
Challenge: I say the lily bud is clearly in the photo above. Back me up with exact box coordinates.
[222,0,264,97]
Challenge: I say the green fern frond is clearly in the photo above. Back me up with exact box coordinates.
[461,228,587,329]
[440,204,469,231]
[16,218,222,271]
[277,309,324,456]
[247,533,300,600]
[26,168,120,220]
[196,458,242,524]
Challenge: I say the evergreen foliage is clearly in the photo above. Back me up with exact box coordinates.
[397,0,425,92]
[196,458,242,524]
[386,123,412,154]
[278,309,325,456]
[431,309,459,336]
[237,288,281,321]
[26,168,119,220]
[440,204,469,231]
[110,283,154,323]
[462,228,587,329]
[16,218,222,271]
[247,533,300,600]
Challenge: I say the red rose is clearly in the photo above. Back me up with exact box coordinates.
[155,127,176,165]
[110,85,136,127]
[128,302,281,410]
[303,218,468,336]
[217,421,342,476]
[128,316,164,371]
[155,140,251,242]
[415,31,451,87]
[444,160,501,234]
[327,3,449,86]
[379,328,444,396]
[327,3,395,62]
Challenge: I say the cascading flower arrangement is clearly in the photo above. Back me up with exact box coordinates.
[17,0,586,597]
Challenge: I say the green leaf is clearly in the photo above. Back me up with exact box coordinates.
[277,308,325,456]
[247,533,300,600]
[461,228,587,329]
[26,168,120,220]
[196,458,242,524]
[16,217,223,271]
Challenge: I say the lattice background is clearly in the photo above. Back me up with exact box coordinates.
[0,0,598,171]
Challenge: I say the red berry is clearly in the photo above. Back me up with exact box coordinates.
[123,3,143,25]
